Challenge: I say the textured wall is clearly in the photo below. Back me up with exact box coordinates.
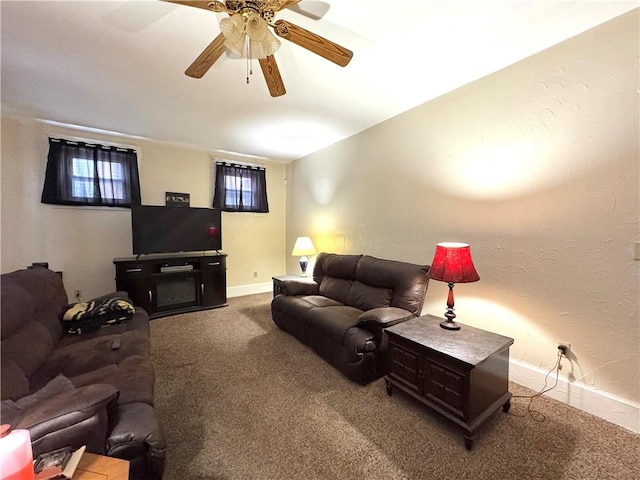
[286,11,639,405]
[0,116,286,298]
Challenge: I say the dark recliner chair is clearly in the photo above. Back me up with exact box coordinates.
[0,267,165,479]
[271,253,430,384]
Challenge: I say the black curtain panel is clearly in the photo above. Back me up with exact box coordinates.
[212,162,269,213]
[41,138,141,207]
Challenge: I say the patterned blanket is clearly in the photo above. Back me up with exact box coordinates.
[62,297,135,334]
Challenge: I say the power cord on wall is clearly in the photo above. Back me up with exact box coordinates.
[507,349,565,422]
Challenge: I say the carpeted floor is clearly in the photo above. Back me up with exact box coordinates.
[150,293,639,479]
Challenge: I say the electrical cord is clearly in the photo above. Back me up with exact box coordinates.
[507,350,563,422]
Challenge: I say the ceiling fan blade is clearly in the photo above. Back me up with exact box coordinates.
[277,0,302,11]
[259,55,286,97]
[273,20,353,67]
[185,33,226,78]
[161,1,221,12]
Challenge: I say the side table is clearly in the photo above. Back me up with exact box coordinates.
[272,274,314,297]
[385,314,514,450]
[74,452,129,480]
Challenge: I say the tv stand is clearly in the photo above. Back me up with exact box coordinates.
[113,252,227,318]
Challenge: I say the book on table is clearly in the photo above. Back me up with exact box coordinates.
[33,445,85,480]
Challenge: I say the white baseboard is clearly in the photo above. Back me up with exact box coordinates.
[227,282,272,298]
[510,358,639,434]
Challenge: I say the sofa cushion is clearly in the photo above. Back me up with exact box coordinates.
[298,296,343,308]
[29,330,151,391]
[320,275,352,303]
[273,295,319,320]
[0,269,67,393]
[0,281,35,339]
[345,281,392,311]
[3,268,66,341]
[68,355,155,406]
[0,359,30,400]
[319,277,353,304]
[316,253,362,279]
[305,306,363,344]
[355,255,429,315]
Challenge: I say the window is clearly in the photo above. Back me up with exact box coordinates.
[212,161,269,213]
[71,158,124,200]
[41,138,141,207]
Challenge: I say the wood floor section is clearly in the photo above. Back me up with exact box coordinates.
[74,452,129,480]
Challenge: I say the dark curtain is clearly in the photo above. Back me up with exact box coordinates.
[41,138,141,207]
[212,162,269,213]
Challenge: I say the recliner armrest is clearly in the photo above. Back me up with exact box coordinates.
[280,279,319,296]
[14,384,119,455]
[358,307,415,328]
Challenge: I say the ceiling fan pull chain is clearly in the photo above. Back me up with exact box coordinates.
[246,37,253,84]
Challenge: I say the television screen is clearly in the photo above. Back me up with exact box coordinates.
[131,205,222,255]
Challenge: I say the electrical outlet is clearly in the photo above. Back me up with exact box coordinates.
[557,341,571,355]
[253,271,258,278]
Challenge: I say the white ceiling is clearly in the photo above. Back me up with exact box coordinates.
[2,1,637,162]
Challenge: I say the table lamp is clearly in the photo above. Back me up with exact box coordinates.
[291,236,317,276]
[427,242,480,330]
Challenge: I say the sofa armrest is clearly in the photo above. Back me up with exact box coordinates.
[358,307,416,328]
[107,402,166,480]
[14,384,119,455]
[280,279,319,296]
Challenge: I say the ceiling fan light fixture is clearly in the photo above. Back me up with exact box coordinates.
[249,31,280,59]
[245,11,268,39]
[220,12,280,59]
[220,14,246,55]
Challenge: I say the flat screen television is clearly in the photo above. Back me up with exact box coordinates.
[131,205,222,255]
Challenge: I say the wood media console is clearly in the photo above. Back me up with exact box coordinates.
[114,252,227,318]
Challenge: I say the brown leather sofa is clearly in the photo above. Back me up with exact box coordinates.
[271,253,430,384]
[0,267,165,480]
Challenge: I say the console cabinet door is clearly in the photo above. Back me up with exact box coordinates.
[388,336,422,394]
[422,359,467,419]
[200,256,227,307]
[115,262,154,314]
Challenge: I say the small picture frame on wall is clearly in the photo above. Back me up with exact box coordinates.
[165,192,190,207]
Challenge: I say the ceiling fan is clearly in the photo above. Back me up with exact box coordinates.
[164,1,353,97]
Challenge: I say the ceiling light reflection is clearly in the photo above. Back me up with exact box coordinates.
[440,138,549,200]
[243,117,344,159]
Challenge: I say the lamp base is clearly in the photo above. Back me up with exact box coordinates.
[299,256,309,276]
[440,319,461,330]
[440,283,461,330]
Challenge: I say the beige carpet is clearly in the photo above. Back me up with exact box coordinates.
[150,293,639,479]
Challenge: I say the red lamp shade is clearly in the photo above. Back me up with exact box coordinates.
[428,242,480,284]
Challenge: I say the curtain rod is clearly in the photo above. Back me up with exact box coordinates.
[214,159,265,170]
[49,137,137,153]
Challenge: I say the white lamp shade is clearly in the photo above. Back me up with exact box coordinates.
[291,237,317,256]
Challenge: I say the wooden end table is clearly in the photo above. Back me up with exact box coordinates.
[74,452,129,480]
[384,314,514,450]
